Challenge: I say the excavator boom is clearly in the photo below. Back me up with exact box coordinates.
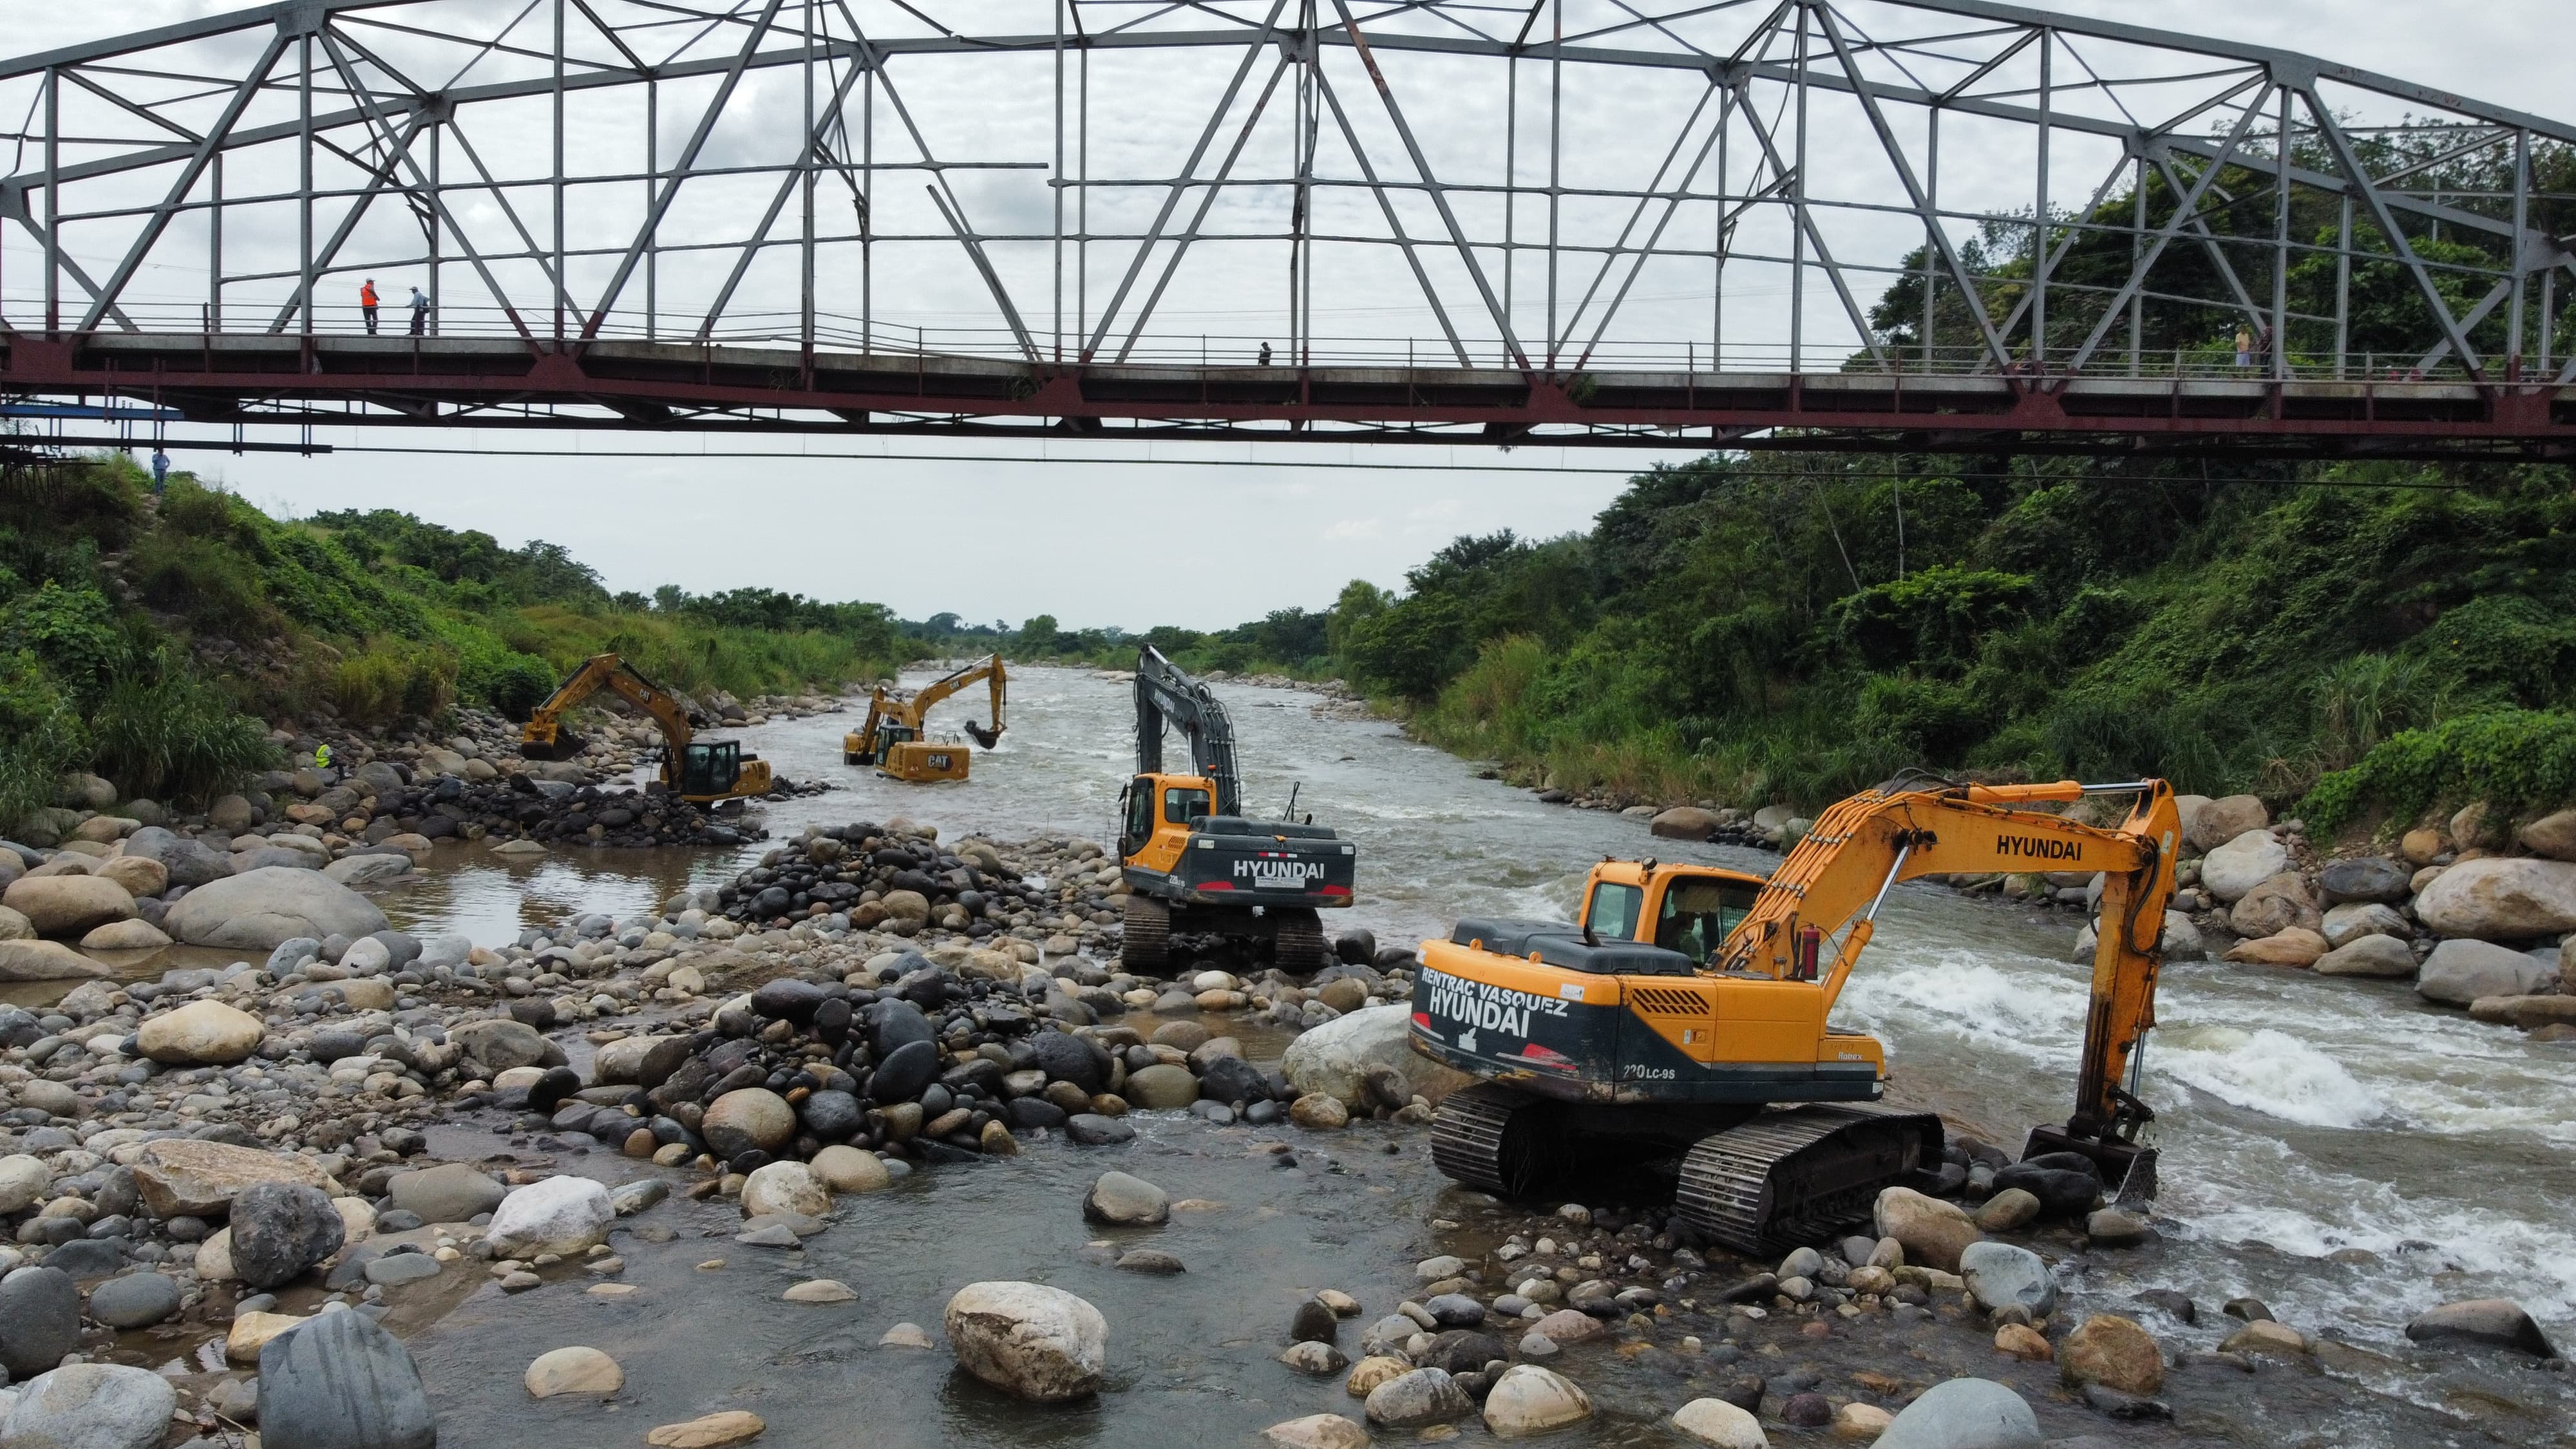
[1133,645,1241,817]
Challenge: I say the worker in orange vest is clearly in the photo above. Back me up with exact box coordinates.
[359,278,380,335]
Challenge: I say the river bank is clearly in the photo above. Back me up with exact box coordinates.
[0,667,2567,1448]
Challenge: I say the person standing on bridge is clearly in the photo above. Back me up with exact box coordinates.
[407,287,431,337]
[359,278,380,334]
[2235,325,2253,372]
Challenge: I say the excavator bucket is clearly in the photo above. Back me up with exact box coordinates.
[963,720,1003,749]
[2021,1124,2159,1209]
[518,730,585,762]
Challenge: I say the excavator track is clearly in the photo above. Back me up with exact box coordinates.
[1430,1083,1551,1197]
[1120,895,1171,974]
[1676,1104,1944,1256]
[1273,908,1331,977]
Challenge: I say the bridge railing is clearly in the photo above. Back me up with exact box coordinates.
[32,302,2493,384]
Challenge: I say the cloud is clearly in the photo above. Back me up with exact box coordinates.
[1323,516,1381,539]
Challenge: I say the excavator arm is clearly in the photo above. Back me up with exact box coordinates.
[905,655,1007,748]
[1133,645,1241,817]
[520,654,701,761]
[1715,777,2181,1196]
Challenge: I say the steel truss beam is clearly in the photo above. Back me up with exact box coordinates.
[0,0,2566,458]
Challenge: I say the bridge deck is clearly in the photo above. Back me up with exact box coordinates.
[6,332,2568,459]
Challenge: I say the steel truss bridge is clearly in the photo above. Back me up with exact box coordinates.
[1,0,2573,459]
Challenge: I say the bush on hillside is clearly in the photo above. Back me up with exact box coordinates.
[2300,710,2576,835]
[90,659,276,804]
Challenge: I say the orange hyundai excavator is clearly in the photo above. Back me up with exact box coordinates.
[518,653,773,806]
[1411,775,2179,1252]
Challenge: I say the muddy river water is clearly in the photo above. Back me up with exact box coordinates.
[77,667,2576,1443]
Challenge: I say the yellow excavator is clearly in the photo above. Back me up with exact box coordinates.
[1412,775,2178,1253]
[844,655,1007,782]
[518,653,773,806]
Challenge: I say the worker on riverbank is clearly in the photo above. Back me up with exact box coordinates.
[360,278,380,334]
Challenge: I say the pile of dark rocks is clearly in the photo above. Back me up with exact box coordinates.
[368,773,766,849]
[509,956,1323,1180]
[715,823,1051,934]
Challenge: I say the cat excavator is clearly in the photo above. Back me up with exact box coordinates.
[844,655,1007,782]
[518,653,773,806]
[1412,775,2178,1253]
[1117,645,1355,975]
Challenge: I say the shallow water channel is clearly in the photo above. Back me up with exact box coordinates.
[87,667,2576,1441]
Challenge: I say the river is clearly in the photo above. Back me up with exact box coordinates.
[123,666,2576,1440]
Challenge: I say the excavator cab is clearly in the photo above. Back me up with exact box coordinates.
[1580,864,1766,966]
[1117,773,1211,875]
[677,741,743,798]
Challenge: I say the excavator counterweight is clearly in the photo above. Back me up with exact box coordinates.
[1413,777,2179,1250]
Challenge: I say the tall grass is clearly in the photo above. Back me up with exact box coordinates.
[90,663,277,804]
[330,637,457,726]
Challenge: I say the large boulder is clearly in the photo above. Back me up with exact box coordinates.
[258,1309,438,1449]
[229,1182,347,1291]
[740,1161,828,1219]
[2228,873,2320,938]
[137,999,265,1065]
[943,1281,1108,1402]
[2184,795,2268,853]
[2520,810,2576,863]
[165,867,387,951]
[483,1175,614,1258]
[1959,1242,2058,1317]
[1082,1171,1170,1226]
[1,875,135,938]
[1671,1398,1768,1447]
[1873,1186,1982,1273]
[2319,856,2412,904]
[2320,901,2408,949]
[131,1139,334,1218]
[2199,831,2289,904]
[454,1018,549,1074]
[120,827,231,889]
[2414,857,2576,940]
[0,940,109,981]
[2059,1314,2164,1395]
[1874,1378,2041,1449]
[2313,934,2418,978]
[2221,928,2329,967]
[1282,1004,1473,1108]
[703,1088,797,1157]
[387,1163,506,1224]
[1363,1368,1475,1429]
[2403,1298,2559,1358]
[0,1363,178,1449]
[1481,1365,1593,1437]
[1649,807,1719,841]
[93,855,167,900]
[0,1267,79,1379]
[2418,938,2553,1007]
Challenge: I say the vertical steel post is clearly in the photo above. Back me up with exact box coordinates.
[645,79,657,339]
[553,0,565,343]
[2032,29,2049,368]
[1053,0,1065,363]
[862,64,874,350]
[800,0,815,355]
[428,122,440,336]
[1923,105,1937,371]
[2334,193,2351,378]
[44,66,58,335]
[1503,46,1516,334]
[208,153,223,332]
[1546,0,1561,369]
[1715,81,1731,371]
[1790,5,1808,374]
[299,35,314,339]
[2128,152,2143,376]
[2271,86,2289,379]
[2508,128,2529,376]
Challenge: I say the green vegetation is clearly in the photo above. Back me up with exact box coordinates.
[0,454,904,829]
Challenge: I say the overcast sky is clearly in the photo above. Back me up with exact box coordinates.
[8,1,2562,630]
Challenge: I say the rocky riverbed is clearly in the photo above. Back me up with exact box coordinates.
[0,665,2568,1448]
